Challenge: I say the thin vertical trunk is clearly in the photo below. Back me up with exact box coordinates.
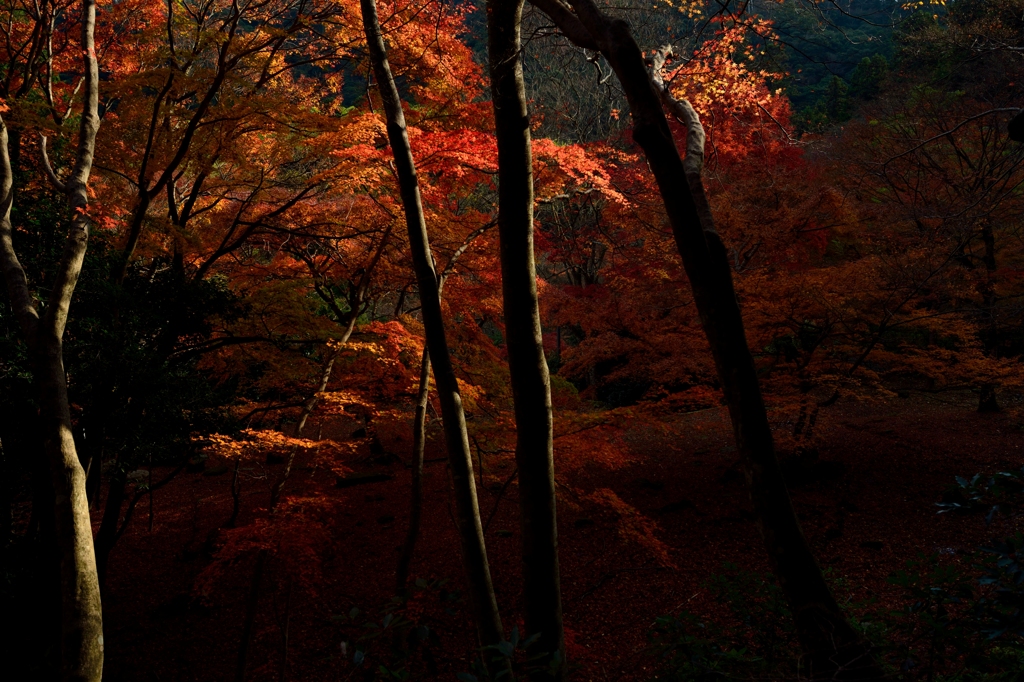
[279,578,292,682]
[361,0,505,652]
[396,348,430,594]
[94,470,127,586]
[978,220,1000,412]
[0,436,9,554]
[228,458,242,528]
[236,549,268,682]
[486,0,564,676]
[524,3,881,678]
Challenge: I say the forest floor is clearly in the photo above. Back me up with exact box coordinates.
[96,391,1024,681]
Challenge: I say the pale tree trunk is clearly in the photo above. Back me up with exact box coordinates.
[361,0,505,652]
[486,0,565,677]
[526,2,882,678]
[268,314,355,513]
[0,0,103,679]
[269,226,391,512]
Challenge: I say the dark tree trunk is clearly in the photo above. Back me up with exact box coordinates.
[979,384,1000,413]
[228,458,242,528]
[396,348,430,594]
[0,435,9,554]
[236,549,268,682]
[486,0,565,676]
[361,0,505,653]
[525,2,882,678]
[94,470,127,586]
[978,220,1000,413]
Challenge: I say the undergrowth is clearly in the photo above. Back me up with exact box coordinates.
[648,468,1024,681]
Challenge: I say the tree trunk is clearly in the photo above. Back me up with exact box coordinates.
[978,384,1000,413]
[486,0,565,676]
[269,222,390,511]
[0,436,9,554]
[268,313,356,513]
[236,549,268,682]
[396,348,430,594]
[94,469,127,586]
[525,2,881,678]
[36,330,104,682]
[361,0,505,653]
[0,1,104,678]
[978,220,1000,413]
[395,229,489,595]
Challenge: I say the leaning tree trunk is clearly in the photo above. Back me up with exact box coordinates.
[0,1,103,679]
[526,1,882,678]
[486,0,565,677]
[268,313,357,513]
[395,225,495,595]
[361,0,505,653]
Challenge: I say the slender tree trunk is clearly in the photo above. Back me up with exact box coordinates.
[525,3,881,678]
[228,458,242,528]
[94,470,127,586]
[361,0,505,652]
[113,195,150,284]
[0,435,10,562]
[486,0,564,676]
[978,220,1000,412]
[236,549,268,682]
[396,348,430,594]
[268,313,357,513]
[279,577,292,682]
[270,220,390,510]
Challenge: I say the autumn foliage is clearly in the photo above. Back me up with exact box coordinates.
[2,0,1023,679]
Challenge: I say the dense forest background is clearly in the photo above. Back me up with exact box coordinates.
[2,0,1023,679]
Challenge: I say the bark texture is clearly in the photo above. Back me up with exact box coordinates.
[486,0,565,676]
[361,0,505,650]
[0,1,104,679]
[526,2,881,678]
